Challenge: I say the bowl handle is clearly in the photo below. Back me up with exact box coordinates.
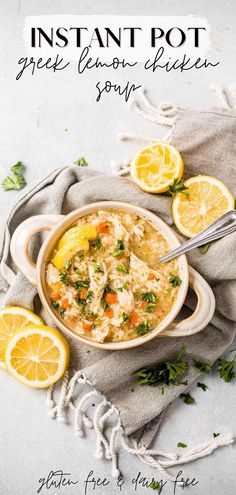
[10,214,64,287]
[162,266,215,337]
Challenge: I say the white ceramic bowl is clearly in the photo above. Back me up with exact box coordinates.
[10,201,215,350]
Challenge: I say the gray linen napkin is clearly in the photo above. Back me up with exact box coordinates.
[0,107,236,457]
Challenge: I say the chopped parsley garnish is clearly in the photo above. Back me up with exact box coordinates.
[168,178,189,198]
[180,392,195,405]
[73,265,80,273]
[145,304,155,313]
[141,291,157,303]
[200,243,211,255]
[82,309,95,319]
[177,442,187,448]
[116,263,129,273]
[169,274,182,287]
[213,432,220,438]
[134,346,187,388]
[217,354,236,382]
[75,279,90,290]
[149,481,160,490]
[74,157,88,167]
[136,320,151,336]
[193,359,212,374]
[64,260,72,271]
[113,239,125,257]
[51,301,59,310]
[51,301,64,319]
[101,299,109,311]
[197,382,208,391]
[59,309,65,319]
[92,263,104,274]
[122,312,130,323]
[1,161,26,191]
[59,271,68,283]
[91,237,104,250]
[104,283,115,293]
[86,290,94,301]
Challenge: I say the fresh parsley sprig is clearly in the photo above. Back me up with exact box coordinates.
[168,178,189,198]
[193,359,212,374]
[1,161,26,191]
[74,157,88,167]
[133,346,187,389]
[180,392,195,405]
[217,354,236,382]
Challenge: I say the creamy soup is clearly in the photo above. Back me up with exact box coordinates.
[46,210,181,343]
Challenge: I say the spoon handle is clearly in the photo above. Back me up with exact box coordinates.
[159,210,236,264]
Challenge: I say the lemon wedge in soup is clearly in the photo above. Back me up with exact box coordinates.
[52,225,97,270]
[58,225,97,249]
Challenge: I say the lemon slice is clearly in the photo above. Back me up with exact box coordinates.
[130,142,184,193]
[58,225,97,249]
[5,325,69,388]
[52,238,89,270]
[0,306,43,370]
[172,175,235,238]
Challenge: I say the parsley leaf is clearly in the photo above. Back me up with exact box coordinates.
[149,481,160,490]
[136,320,151,336]
[75,279,90,290]
[113,239,125,257]
[133,346,187,388]
[74,157,88,167]
[92,263,104,274]
[59,271,68,283]
[213,432,220,438]
[180,392,196,405]
[1,161,26,191]
[169,274,182,287]
[193,359,212,374]
[122,312,130,323]
[51,301,59,310]
[141,291,157,303]
[200,243,211,255]
[217,354,236,383]
[145,304,155,313]
[197,382,208,391]
[91,237,104,250]
[116,263,129,273]
[177,442,187,448]
[168,178,189,198]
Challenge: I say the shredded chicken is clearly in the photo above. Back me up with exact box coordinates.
[88,261,108,313]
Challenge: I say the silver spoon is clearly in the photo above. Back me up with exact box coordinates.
[159,210,236,264]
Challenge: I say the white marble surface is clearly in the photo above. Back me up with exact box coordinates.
[0,1,236,494]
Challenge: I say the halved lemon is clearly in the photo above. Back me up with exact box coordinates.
[58,225,97,249]
[5,325,69,388]
[172,175,235,238]
[130,142,184,193]
[0,306,43,370]
[52,238,89,270]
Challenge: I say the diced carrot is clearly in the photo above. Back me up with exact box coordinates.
[61,299,70,309]
[105,292,118,304]
[140,301,147,309]
[130,313,138,325]
[51,293,60,301]
[83,322,92,331]
[148,273,156,280]
[79,287,88,299]
[97,222,110,234]
[105,308,114,318]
